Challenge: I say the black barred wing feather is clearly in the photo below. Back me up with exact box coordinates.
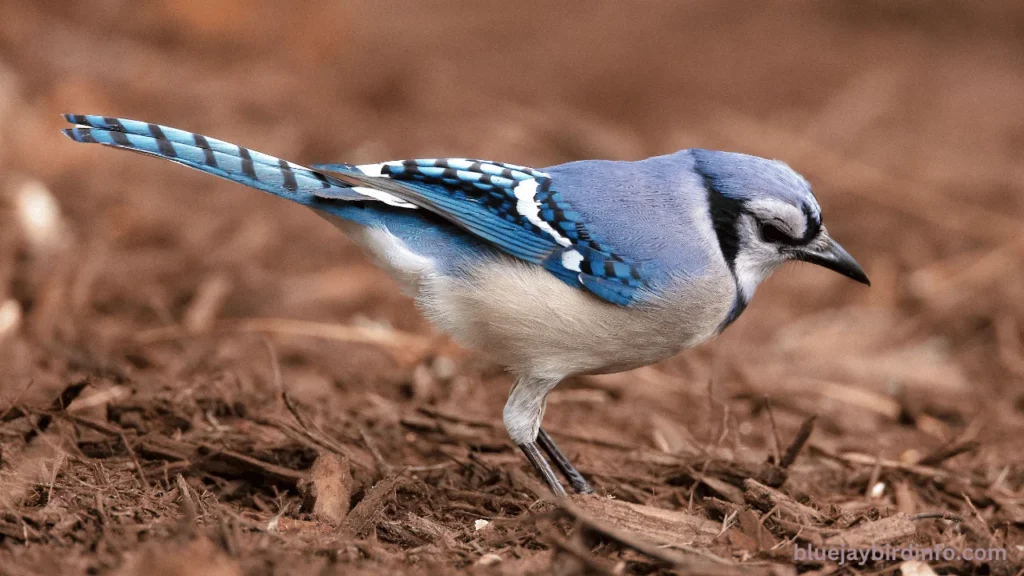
[314,159,648,305]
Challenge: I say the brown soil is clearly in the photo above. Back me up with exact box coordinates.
[1,2,1023,575]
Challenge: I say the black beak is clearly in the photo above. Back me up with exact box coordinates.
[793,234,871,286]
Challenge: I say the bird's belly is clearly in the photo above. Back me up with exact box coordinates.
[418,257,735,379]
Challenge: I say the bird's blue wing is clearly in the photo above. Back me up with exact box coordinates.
[61,114,649,305]
[313,160,650,305]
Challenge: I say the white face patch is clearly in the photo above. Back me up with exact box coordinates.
[746,198,809,239]
[512,179,572,248]
[732,214,788,301]
[350,186,417,209]
[732,248,783,301]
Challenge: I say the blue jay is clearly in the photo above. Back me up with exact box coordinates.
[62,115,869,496]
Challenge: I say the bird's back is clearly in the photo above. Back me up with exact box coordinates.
[544,150,725,290]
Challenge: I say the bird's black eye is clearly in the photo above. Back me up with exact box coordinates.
[760,222,794,244]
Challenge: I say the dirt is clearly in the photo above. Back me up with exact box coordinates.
[1,2,1023,575]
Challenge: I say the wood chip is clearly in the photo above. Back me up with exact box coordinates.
[567,495,721,548]
[823,513,917,548]
[299,453,353,525]
[744,479,827,524]
[341,469,403,538]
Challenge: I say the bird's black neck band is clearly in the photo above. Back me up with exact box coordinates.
[696,170,745,275]
[695,164,749,330]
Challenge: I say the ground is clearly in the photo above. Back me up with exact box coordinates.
[0,2,1023,575]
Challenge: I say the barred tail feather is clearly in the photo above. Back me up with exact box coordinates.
[61,114,362,204]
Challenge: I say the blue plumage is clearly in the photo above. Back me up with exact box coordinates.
[63,115,648,305]
[63,115,347,204]
[314,160,647,304]
[62,115,499,274]
[62,113,869,497]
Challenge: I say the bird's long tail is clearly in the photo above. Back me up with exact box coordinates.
[61,114,359,205]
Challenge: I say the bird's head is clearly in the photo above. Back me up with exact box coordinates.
[693,149,870,302]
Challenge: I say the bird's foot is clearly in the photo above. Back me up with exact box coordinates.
[537,428,594,494]
[518,429,594,496]
[518,441,567,497]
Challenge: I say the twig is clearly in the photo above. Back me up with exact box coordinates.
[14,380,91,428]
[719,510,738,538]
[195,443,308,488]
[249,414,373,471]
[817,449,986,486]
[755,503,781,549]
[120,431,150,490]
[282,391,313,434]
[406,461,458,473]
[275,370,377,473]
[680,462,745,505]
[780,415,815,469]
[61,412,128,437]
[961,492,997,544]
[918,440,979,467]
[46,453,66,505]
[359,425,392,474]
[910,511,963,522]
[763,396,783,466]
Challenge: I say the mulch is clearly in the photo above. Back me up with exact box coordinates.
[1,2,1022,575]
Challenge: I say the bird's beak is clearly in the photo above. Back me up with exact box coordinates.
[791,229,871,286]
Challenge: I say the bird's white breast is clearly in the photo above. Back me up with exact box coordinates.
[321,214,736,380]
[418,257,736,380]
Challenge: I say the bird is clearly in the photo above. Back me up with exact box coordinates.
[61,114,870,496]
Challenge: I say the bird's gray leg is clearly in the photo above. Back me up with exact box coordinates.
[504,375,567,496]
[537,428,594,494]
[518,442,566,497]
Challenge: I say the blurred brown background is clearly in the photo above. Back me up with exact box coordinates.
[1,1,1022,574]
